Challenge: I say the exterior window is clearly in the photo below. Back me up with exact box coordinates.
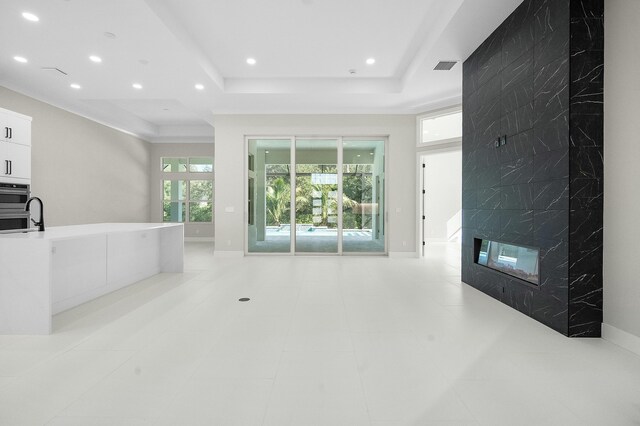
[163,180,186,222]
[189,180,213,222]
[162,158,187,172]
[419,108,462,145]
[161,157,214,223]
[189,157,213,172]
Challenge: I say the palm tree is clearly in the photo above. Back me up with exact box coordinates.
[266,178,290,226]
[275,176,358,227]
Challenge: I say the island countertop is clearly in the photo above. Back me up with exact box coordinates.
[0,222,184,334]
[0,222,182,241]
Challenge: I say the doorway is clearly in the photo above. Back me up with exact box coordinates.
[247,137,386,255]
[418,148,462,256]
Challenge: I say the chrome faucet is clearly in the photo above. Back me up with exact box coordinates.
[25,197,45,232]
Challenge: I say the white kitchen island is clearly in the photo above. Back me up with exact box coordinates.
[0,223,183,334]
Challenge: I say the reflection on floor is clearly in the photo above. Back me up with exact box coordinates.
[1,242,639,425]
[249,228,384,253]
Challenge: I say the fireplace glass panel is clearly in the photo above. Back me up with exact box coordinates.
[477,239,539,285]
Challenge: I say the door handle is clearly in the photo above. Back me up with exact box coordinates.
[8,160,12,175]
[8,128,12,139]
[4,160,9,175]
[4,127,8,139]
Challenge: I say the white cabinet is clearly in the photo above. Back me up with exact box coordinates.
[0,109,31,147]
[0,108,31,184]
[0,142,31,181]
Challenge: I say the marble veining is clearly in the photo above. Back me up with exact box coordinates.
[462,0,603,337]
[533,149,569,181]
[533,179,569,210]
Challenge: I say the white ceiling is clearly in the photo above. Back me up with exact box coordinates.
[0,0,522,142]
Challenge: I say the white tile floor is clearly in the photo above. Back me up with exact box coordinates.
[1,242,639,425]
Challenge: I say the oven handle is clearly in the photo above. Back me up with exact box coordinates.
[0,187,30,195]
[0,211,30,218]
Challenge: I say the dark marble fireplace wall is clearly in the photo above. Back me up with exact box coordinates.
[461,0,603,336]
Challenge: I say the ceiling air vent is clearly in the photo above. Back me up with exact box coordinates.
[41,67,68,76]
[434,61,457,71]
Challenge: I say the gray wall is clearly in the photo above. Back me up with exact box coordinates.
[0,86,151,226]
[603,0,640,343]
[150,143,215,238]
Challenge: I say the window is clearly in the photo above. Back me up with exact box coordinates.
[162,157,187,172]
[162,157,213,223]
[189,157,213,173]
[418,107,462,146]
[189,180,213,222]
[163,180,186,222]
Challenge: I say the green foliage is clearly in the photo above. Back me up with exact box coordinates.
[162,180,213,223]
[342,172,373,229]
[263,165,376,230]
[266,177,291,226]
[189,202,212,222]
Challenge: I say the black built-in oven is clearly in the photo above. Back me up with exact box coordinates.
[0,183,30,231]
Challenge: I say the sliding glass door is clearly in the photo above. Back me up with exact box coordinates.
[247,137,386,255]
[247,139,292,253]
[295,139,339,253]
[342,140,385,253]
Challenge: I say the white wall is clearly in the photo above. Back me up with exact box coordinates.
[213,114,416,255]
[149,143,215,238]
[603,0,640,346]
[421,147,462,241]
[0,86,151,226]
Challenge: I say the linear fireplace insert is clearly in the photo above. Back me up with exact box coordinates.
[474,238,540,285]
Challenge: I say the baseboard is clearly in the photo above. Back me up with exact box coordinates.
[389,251,418,258]
[213,250,244,258]
[602,323,640,356]
[185,237,215,242]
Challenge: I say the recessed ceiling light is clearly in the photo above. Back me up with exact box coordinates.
[348,69,356,75]
[357,154,361,157]
[366,58,375,65]
[265,150,270,154]
[132,83,143,90]
[70,83,81,90]
[13,56,28,63]
[89,55,102,63]
[246,57,256,65]
[22,12,39,22]
[104,32,116,39]
[195,83,205,90]
[370,152,374,155]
